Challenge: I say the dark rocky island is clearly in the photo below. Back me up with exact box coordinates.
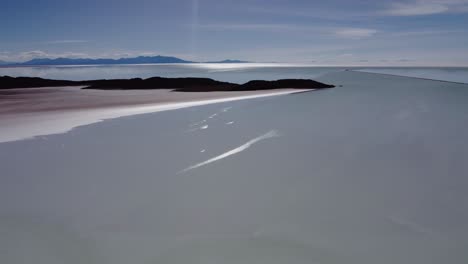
[0,76,334,91]
[0,76,81,89]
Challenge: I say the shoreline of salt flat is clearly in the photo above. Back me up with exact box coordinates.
[0,87,313,143]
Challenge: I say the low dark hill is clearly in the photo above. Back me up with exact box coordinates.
[0,76,81,89]
[0,76,334,91]
[86,77,335,91]
[237,79,335,90]
[85,77,238,91]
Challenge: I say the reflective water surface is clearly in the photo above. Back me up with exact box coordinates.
[357,67,468,84]
[1,63,467,83]
[0,63,345,83]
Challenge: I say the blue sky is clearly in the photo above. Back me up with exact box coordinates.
[1,0,468,65]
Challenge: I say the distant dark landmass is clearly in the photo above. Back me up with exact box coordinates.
[204,59,249,63]
[18,56,192,66]
[233,79,334,91]
[0,76,334,92]
[0,76,82,89]
[1,56,250,66]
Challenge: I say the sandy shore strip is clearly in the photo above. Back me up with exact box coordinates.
[0,86,312,143]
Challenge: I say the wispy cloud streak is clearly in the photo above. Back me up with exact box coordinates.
[195,23,306,32]
[384,0,468,16]
[46,40,89,44]
[334,28,378,39]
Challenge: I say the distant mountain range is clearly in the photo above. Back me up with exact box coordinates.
[0,56,250,66]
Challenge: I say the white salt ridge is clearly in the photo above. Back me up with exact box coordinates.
[189,120,206,127]
[179,130,280,174]
[222,107,232,112]
[387,215,433,235]
[190,106,232,129]
[187,124,209,133]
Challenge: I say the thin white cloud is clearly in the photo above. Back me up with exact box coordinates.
[196,23,379,40]
[387,1,448,15]
[195,23,305,32]
[391,29,468,37]
[334,28,378,39]
[249,1,468,17]
[0,51,11,61]
[0,50,92,62]
[0,50,192,62]
[46,40,89,44]
[384,0,468,16]
[247,6,374,20]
